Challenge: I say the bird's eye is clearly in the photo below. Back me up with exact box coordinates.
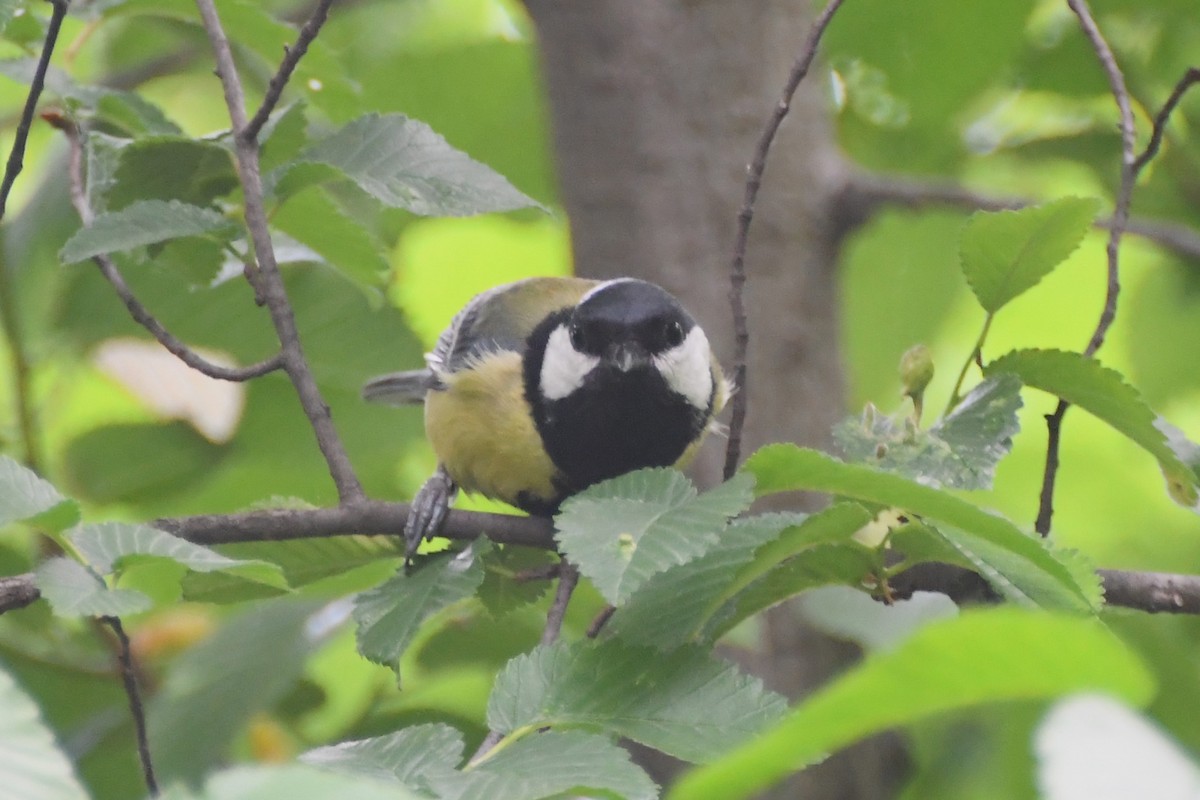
[568,324,586,351]
[664,320,684,347]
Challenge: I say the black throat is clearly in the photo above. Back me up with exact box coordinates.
[523,311,709,500]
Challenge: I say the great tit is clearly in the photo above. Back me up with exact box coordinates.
[363,276,730,557]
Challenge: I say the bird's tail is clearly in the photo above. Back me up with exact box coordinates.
[361,369,438,405]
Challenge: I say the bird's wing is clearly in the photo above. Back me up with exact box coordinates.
[432,277,597,375]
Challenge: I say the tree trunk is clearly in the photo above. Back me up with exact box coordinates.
[525,0,907,796]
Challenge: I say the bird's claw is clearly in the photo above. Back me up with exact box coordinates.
[404,466,458,563]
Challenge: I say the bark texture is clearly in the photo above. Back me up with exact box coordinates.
[526,0,907,796]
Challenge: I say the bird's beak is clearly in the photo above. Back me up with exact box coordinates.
[606,342,651,372]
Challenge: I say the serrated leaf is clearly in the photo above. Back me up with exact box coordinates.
[34,557,152,618]
[0,664,90,800]
[301,724,465,786]
[607,513,808,648]
[170,763,425,800]
[670,608,1156,800]
[68,522,287,589]
[182,535,403,603]
[284,112,542,216]
[835,373,1022,490]
[487,639,787,763]
[0,455,66,527]
[555,470,754,605]
[744,445,1095,611]
[259,101,310,174]
[988,349,1200,509]
[60,199,237,264]
[705,544,880,642]
[354,541,489,671]
[960,197,1101,313]
[272,186,390,290]
[477,546,555,618]
[108,136,237,209]
[431,731,658,800]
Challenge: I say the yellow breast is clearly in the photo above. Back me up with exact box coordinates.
[424,350,561,507]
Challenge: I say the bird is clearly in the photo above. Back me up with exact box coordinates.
[363,276,731,558]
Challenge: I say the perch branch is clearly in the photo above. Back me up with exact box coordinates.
[5,506,1200,617]
[194,0,365,503]
[723,0,848,480]
[243,0,337,141]
[52,115,285,382]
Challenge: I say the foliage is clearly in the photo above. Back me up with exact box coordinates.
[0,1,1197,800]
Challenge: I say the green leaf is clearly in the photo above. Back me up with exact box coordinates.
[0,664,90,800]
[354,541,489,671]
[60,199,237,264]
[487,640,787,763]
[555,470,754,605]
[272,186,390,290]
[68,522,287,589]
[706,544,880,642]
[286,112,543,216]
[301,724,465,786]
[182,535,403,603]
[34,557,152,618]
[170,763,426,800]
[798,586,960,652]
[107,136,237,210]
[960,197,1101,313]
[988,349,1200,509]
[743,445,1095,611]
[149,601,322,783]
[431,731,658,800]
[669,608,1156,800]
[259,101,310,174]
[477,545,555,618]
[606,513,808,648]
[835,373,1022,490]
[0,455,66,527]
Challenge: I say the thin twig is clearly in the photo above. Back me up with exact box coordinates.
[100,616,158,796]
[194,0,365,503]
[0,0,68,221]
[586,604,616,639]
[52,114,285,382]
[722,0,848,480]
[1132,67,1200,175]
[0,0,71,473]
[541,559,579,646]
[243,0,337,141]
[1037,1,1139,535]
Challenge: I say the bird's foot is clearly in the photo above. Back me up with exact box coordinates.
[404,466,458,563]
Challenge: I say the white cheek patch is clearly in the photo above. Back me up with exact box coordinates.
[654,326,715,411]
[540,324,600,400]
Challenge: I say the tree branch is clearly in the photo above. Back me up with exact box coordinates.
[0,0,70,473]
[1039,2,1158,536]
[838,173,1200,263]
[100,616,158,797]
[4,505,1200,618]
[243,0,337,142]
[193,0,365,503]
[723,0,848,480]
[0,0,67,222]
[50,114,286,382]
